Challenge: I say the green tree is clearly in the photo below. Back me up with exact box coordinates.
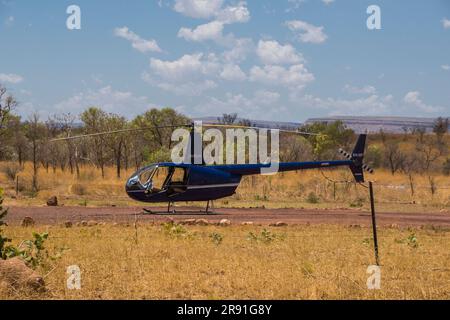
[80,107,108,177]
[300,121,354,159]
[132,108,190,165]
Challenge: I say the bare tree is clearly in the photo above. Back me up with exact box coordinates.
[383,140,405,175]
[218,113,238,125]
[25,113,45,192]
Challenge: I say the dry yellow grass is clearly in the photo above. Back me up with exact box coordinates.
[0,162,449,212]
[1,223,449,300]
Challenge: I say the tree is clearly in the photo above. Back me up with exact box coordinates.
[300,121,354,160]
[7,115,27,166]
[104,113,127,179]
[132,108,190,166]
[81,107,108,178]
[0,85,18,159]
[433,117,449,145]
[218,113,238,125]
[0,85,17,138]
[52,113,80,177]
[280,135,313,162]
[383,140,405,175]
[24,113,46,192]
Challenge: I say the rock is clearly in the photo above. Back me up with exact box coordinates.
[180,219,196,226]
[21,217,35,227]
[46,196,58,207]
[0,258,45,293]
[349,224,362,229]
[195,219,209,226]
[87,221,98,227]
[242,221,254,226]
[219,219,231,227]
[80,221,88,227]
[270,221,288,227]
[64,221,73,228]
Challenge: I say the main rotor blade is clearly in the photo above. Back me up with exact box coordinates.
[202,123,324,136]
[50,124,191,142]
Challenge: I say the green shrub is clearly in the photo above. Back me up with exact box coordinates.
[209,233,223,246]
[350,197,365,208]
[306,192,320,204]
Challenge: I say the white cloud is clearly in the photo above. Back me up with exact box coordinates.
[114,27,161,53]
[146,77,217,96]
[286,0,305,12]
[149,53,220,81]
[322,0,335,5]
[343,84,377,95]
[249,64,314,90]
[220,64,246,81]
[222,37,254,63]
[442,18,450,29]
[193,91,283,119]
[216,2,250,24]
[441,65,450,71]
[4,16,14,27]
[256,40,303,65]
[285,20,328,44]
[53,86,155,118]
[253,90,280,105]
[145,53,223,96]
[0,73,24,84]
[178,21,224,42]
[174,0,224,19]
[403,91,443,113]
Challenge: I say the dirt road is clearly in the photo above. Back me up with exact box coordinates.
[5,206,450,227]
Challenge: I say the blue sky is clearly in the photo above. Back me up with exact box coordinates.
[0,0,449,122]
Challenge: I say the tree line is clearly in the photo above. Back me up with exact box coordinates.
[1,85,449,194]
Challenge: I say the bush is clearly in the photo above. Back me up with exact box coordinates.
[0,188,11,258]
[1,187,57,269]
[71,183,87,196]
[1,163,22,182]
[350,197,365,208]
[306,192,320,204]
[209,233,223,246]
[443,158,450,176]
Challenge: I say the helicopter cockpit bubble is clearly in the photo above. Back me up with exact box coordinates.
[126,165,157,192]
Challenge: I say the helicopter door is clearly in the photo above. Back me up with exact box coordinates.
[166,167,188,197]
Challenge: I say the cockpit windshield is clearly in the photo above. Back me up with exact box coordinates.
[138,165,157,187]
[131,165,187,195]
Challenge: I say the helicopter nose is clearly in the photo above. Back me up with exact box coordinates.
[126,175,140,189]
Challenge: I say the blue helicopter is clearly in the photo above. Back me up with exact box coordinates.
[53,124,373,214]
[124,126,372,214]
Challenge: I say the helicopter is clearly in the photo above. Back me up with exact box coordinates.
[53,122,374,214]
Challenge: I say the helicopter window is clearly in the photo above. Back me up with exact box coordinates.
[138,166,156,186]
[170,167,186,185]
[152,166,170,191]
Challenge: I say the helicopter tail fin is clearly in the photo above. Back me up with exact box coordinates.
[349,134,366,183]
[339,134,373,183]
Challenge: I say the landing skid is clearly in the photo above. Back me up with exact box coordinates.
[142,201,218,215]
